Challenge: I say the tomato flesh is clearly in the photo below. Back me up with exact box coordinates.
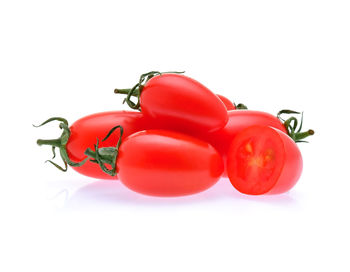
[193,110,287,176]
[227,125,302,195]
[117,130,224,197]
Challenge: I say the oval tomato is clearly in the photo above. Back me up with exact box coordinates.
[117,73,228,133]
[36,111,154,179]
[116,130,224,196]
[227,125,302,195]
[217,94,236,110]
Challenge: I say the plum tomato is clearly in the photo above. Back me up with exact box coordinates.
[227,125,303,195]
[87,129,224,197]
[115,72,228,133]
[36,111,155,179]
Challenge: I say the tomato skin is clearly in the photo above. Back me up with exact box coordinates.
[140,74,228,133]
[192,110,288,177]
[267,128,303,194]
[197,110,287,158]
[217,94,236,110]
[67,111,153,179]
[117,130,224,197]
[227,125,302,195]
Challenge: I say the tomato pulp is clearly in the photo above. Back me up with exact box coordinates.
[117,130,224,197]
[227,125,302,195]
[139,74,228,133]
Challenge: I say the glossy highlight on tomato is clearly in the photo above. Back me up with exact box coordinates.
[118,73,228,133]
[117,130,224,197]
[217,94,236,110]
[227,125,302,195]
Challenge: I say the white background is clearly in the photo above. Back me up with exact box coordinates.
[1,0,349,271]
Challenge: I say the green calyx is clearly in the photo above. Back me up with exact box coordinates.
[84,125,123,176]
[277,110,315,143]
[114,70,185,110]
[34,117,88,171]
[235,103,248,110]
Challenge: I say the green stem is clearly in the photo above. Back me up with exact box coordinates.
[277,110,315,143]
[84,148,115,166]
[236,103,248,110]
[294,129,315,142]
[34,117,87,171]
[84,125,123,176]
[114,88,138,95]
[84,148,96,159]
[114,71,185,110]
[37,138,61,147]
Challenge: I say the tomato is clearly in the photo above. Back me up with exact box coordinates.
[227,125,302,195]
[217,94,236,110]
[36,111,154,179]
[197,110,287,159]
[141,74,228,132]
[116,72,228,133]
[115,130,224,196]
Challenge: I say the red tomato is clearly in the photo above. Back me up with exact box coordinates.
[122,73,228,133]
[217,94,236,110]
[37,111,154,179]
[197,110,287,158]
[227,125,302,195]
[117,130,224,196]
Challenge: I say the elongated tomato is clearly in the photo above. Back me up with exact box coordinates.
[117,73,228,133]
[227,125,302,195]
[117,130,224,197]
[36,111,155,179]
[68,111,153,179]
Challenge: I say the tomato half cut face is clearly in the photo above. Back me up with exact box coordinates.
[227,125,302,195]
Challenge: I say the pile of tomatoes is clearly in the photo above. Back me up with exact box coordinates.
[36,71,313,197]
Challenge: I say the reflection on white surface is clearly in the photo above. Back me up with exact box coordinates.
[48,178,298,211]
[49,189,69,209]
